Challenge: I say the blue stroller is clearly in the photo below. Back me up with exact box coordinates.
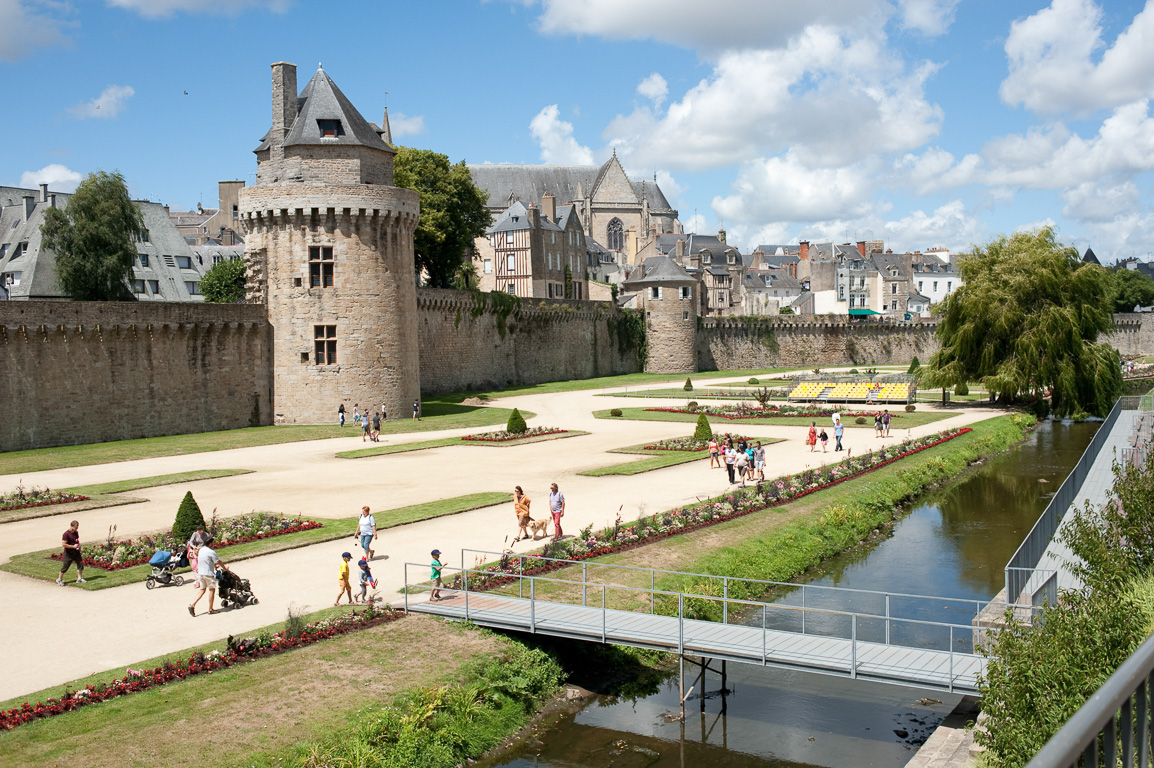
[145,549,188,589]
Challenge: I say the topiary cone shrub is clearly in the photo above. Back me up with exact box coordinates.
[684,377,694,391]
[610,408,623,417]
[855,416,867,424]
[905,404,917,412]
[506,408,528,434]
[172,491,206,546]
[955,382,969,396]
[908,356,921,374]
[693,412,713,441]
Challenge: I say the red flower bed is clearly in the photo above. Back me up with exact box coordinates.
[461,428,568,442]
[645,406,902,421]
[0,492,89,512]
[0,605,405,731]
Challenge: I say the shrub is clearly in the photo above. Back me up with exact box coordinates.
[284,605,307,640]
[172,492,206,546]
[905,404,916,412]
[683,377,694,391]
[748,377,759,384]
[693,412,713,441]
[506,408,527,434]
[686,401,698,410]
[855,416,867,424]
[907,356,921,374]
[609,408,623,417]
[955,382,969,396]
[848,369,859,375]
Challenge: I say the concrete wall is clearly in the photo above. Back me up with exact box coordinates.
[0,301,272,451]
[415,288,640,394]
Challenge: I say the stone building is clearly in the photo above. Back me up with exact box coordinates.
[239,62,421,424]
[169,180,246,245]
[620,255,697,373]
[472,196,590,299]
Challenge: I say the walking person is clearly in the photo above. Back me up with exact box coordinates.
[735,448,750,486]
[725,443,737,484]
[356,558,376,603]
[874,412,883,438]
[371,411,382,442]
[338,403,345,426]
[334,552,353,606]
[709,438,720,468]
[807,422,817,452]
[834,418,844,452]
[187,524,209,589]
[513,486,532,542]
[412,399,421,421]
[548,483,565,541]
[356,506,377,560]
[429,549,445,600]
[882,409,891,438]
[188,544,225,616]
[56,520,86,585]
[361,413,372,442]
[819,427,829,452]
[753,441,766,481]
[353,404,360,425]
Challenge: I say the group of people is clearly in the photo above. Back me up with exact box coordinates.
[806,412,845,453]
[512,483,566,542]
[873,410,892,438]
[335,550,378,605]
[338,400,423,431]
[709,438,767,486]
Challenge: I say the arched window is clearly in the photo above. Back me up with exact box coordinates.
[607,218,624,251]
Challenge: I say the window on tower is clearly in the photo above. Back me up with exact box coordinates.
[309,246,334,288]
[317,119,344,138]
[314,325,337,365]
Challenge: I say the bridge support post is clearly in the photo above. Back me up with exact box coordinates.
[721,661,727,713]
[679,655,685,721]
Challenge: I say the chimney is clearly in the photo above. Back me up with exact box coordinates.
[799,240,809,262]
[39,183,48,203]
[541,193,556,222]
[629,227,639,264]
[675,238,687,264]
[49,194,57,209]
[527,202,540,228]
[22,195,35,222]
[718,228,726,244]
[271,61,298,149]
[857,240,866,257]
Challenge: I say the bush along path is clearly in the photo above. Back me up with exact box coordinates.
[0,605,405,731]
[460,425,981,592]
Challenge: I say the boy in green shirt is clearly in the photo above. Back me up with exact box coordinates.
[430,549,444,601]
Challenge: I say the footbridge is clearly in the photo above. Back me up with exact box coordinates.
[405,550,1032,697]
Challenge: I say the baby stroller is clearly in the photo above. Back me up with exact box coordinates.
[216,566,258,609]
[145,549,189,589]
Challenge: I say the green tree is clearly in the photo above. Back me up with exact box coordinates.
[40,170,145,301]
[393,147,490,288]
[1107,267,1154,312]
[693,413,713,441]
[923,227,1120,416]
[907,356,920,375]
[200,258,247,303]
[506,408,527,434]
[172,492,206,546]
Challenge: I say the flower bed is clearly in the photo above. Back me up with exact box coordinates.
[640,433,755,452]
[49,512,323,570]
[461,426,567,442]
[456,428,971,592]
[645,404,902,420]
[0,486,88,512]
[0,605,403,732]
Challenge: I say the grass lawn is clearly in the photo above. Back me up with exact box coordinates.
[337,430,589,459]
[579,437,785,477]
[593,407,958,428]
[1,491,511,590]
[0,401,527,475]
[0,613,502,768]
[604,387,787,400]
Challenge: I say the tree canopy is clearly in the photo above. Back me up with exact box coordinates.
[392,147,490,289]
[41,170,145,301]
[923,227,1121,416]
[200,257,247,303]
[1107,267,1154,312]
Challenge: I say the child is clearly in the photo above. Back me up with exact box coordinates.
[356,558,377,603]
[430,549,445,600]
[819,428,829,452]
[334,552,353,606]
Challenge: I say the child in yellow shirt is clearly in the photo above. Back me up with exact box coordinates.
[334,552,353,606]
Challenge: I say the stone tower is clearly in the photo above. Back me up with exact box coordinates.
[622,256,699,373]
[239,62,421,424]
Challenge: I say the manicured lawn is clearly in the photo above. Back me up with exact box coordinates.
[0,614,502,768]
[337,429,589,459]
[579,437,785,477]
[0,401,525,475]
[593,407,957,428]
[1,491,511,590]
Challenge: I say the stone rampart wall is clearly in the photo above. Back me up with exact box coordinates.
[0,302,272,452]
[415,288,640,394]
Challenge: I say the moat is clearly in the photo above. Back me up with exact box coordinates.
[484,419,1099,768]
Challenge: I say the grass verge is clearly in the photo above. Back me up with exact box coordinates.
[1,492,511,590]
[0,402,528,475]
[337,430,589,459]
[593,406,957,428]
[579,438,785,477]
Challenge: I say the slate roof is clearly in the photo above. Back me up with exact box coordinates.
[908,290,932,304]
[468,160,676,213]
[281,67,391,152]
[625,255,695,285]
[1083,247,1101,265]
[485,201,561,235]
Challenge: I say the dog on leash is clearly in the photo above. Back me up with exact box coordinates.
[526,517,550,539]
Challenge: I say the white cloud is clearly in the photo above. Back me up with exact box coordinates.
[0,0,70,62]
[1000,0,1154,115]
[20,164,82,192]
[896,0,960,36]
[712,152,877,224]
[388,112,426,139]
[68,85,134,119]
[881,200,985,251]
[683,212,709,234]
[636,73,668,107]
[893,148,982,193]
[1061,181,1141,223]
[529,104,594,164]
[653,169,683,202]
[104,0,290,18]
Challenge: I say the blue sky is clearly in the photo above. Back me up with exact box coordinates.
[5,0,1154,261]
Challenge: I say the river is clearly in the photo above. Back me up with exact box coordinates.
[483,420,1099,768]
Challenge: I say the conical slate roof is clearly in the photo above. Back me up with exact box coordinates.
[1082,247,1101,265]
[282,66,391,151]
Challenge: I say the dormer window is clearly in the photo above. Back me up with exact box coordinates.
[317,119,343,138]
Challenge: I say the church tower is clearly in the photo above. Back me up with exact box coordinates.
[239,62,421,424]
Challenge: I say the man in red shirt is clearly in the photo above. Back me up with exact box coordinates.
[56,520,86,585]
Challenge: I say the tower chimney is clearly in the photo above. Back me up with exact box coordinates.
[270,62,298,152]
[39,183,48,203]
[857,240,866,257]
[799,240,809,262]
[23,195,35,222]
[541,193,556,222]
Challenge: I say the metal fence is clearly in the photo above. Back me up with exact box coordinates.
[1003,399,1126,603]
[1026,631,1154,767]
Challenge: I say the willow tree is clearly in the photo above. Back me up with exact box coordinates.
[41,170,144,301]
[924,227,1120,416]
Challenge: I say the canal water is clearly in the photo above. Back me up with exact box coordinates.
[484,420,1099,768]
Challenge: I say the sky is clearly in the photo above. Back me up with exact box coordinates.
[4,0,1154,261]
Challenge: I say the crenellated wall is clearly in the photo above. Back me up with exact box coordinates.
[0,302,272,452]
[415,288,641,394]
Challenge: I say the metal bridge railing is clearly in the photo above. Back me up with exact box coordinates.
[1026,631,1154,768]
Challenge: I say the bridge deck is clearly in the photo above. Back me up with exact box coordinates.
[408,591,984,694]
